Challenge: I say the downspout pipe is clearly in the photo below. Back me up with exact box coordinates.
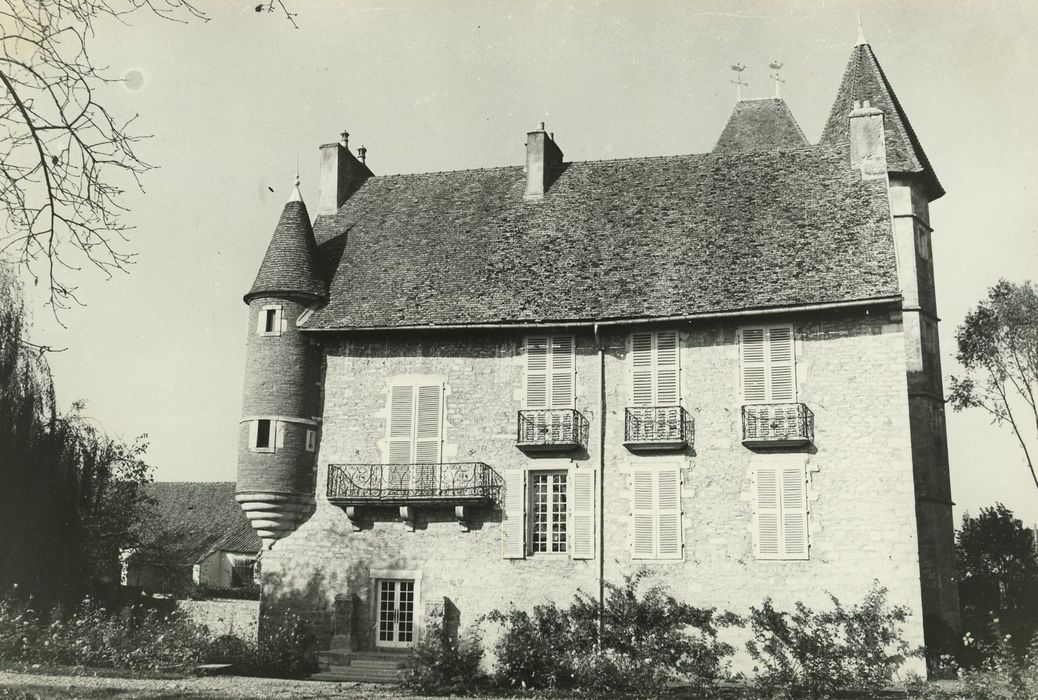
[594,322,606,644]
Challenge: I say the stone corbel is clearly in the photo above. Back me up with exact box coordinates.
[344,506,362,532]
[399,505,416,531]
[454,505,470,532]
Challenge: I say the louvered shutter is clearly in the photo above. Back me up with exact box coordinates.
[501,470,526,559]
[631,468,657,559]
[781,466,809,558]
[655,331,679,405]
[656,467,682,559]
[256,308,266,334]
[755,466,781,558]
[569,470,595,560]
[741,328,767,404]
[549,336,574,408]
[631,333,654,406]
[388,384,415,463]
[414,384,442,463]
[768,327,796,402]
[525,337,549,409]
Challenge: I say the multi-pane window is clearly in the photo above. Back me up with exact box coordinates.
[754,463,809,560]
[631,466,682,560]
[740,326,796,403]
[630,330,679,405]
[530,471,567,554]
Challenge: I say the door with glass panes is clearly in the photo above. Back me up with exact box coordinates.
[375,579,416,648]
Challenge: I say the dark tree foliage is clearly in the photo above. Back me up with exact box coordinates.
[0,265,153,609]
[956,504,1038,657]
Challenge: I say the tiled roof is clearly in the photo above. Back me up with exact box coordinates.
[713,98,808,154]
[819,43,943,199]
[130,482,261,566]
[304,145,900,330]
[245,199,327,303]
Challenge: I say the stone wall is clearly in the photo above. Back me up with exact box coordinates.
[262,308,930,674]
[177,599,259,641]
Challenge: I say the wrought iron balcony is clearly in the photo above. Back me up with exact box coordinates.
[326,463,503,506]
[516,409,589,452]
[742,403,815,447]
[624,406,694,451]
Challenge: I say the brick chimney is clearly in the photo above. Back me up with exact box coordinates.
[524,122,564,200]
[318,130,374,214]
[848,100,886,178]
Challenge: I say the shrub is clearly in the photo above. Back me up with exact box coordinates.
[251,610,317,678]
[745,583,911,699]
[958,617,1038,700]
[485,601,575,691]
[403,620,485,695]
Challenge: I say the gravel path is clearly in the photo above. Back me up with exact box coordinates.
[0,670,435,699]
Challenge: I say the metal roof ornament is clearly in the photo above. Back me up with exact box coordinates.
[769,61,785,98]
[730,63,748,100]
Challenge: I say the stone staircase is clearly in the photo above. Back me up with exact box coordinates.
[311,649,412,683]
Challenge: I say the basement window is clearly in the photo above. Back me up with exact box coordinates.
[252,419,275,453]
[258,305,283,336]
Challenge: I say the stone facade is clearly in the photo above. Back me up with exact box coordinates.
[262,309,929,673]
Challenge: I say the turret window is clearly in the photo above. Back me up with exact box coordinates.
[258,305,284,336]
[251,419,276,453]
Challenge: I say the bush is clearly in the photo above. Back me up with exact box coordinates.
[484,569,739,695]
[958,617,1038,700]
[745,583,911,699]
[403,620,485,695]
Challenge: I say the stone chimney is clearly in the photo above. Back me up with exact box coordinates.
[524,122,564,200]
[318,130,374,214]
[848,100,887,178]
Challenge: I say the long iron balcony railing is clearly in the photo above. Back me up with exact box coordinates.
[326,463,503,505]
[624,406,694,450]
[516,409,589,451]
[742,403,815,447]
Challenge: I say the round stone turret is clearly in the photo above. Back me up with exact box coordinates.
[236,177,326,548]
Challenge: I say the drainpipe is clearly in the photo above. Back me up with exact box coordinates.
[593,323,606,644]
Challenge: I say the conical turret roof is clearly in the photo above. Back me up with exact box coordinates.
[819,42,943,199]
[245,180,327,303]
[713,98,808,154]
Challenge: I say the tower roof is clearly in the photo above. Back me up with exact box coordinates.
[819,42,943,199]
[245,183,327,303]
[713,98,808,154]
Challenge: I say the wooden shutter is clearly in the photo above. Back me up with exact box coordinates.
[501,470,526,559]
[631,332,654,405]
[414,383,442,463]
[655,331,679,405]
[525,337,549,409]
[754,466,781,558]
[768,327,796,402]
[741,328,767,403]
[569,470,595,560]
[549,336,574,408]
[656,467,682,559]
[780,466,809,558]
[388,384,415,463]
[631,468,656,559]
[755,463,809,560]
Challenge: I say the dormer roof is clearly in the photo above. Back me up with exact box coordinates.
[713,98,808,154]
[245,184,327,304]
[819,42,943,199]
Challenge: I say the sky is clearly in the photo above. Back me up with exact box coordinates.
[20,0,1038,523]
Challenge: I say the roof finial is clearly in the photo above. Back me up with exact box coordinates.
[288,172,303,203]
[729,63,747,101]
[768,61,785,98]
[856,11,867,46]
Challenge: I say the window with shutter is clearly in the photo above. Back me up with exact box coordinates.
[630,466,683,560]
[630,331,680,405]
[258,305,283,337]
[525,335,575,409]
[250,418,276,453]
[753,463,809,560]
[386,380,443,464]
[741,326,796,403]
[530,471,567,554]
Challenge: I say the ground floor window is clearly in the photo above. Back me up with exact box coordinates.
[530,471,567,554]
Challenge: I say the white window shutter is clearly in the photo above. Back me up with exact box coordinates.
[501,470,527,559]
[656,468,682,559]
[631,468,656,559]
[631,332,654,406]
[256,309,266,334]
[248,419,258,448]
[655,331,679,405]
[273,420,283,449]
[278,308,287,335]
[414,383,442,463]
[388,384,415,463]
[741,328,767,404]
[768,327,796,402]
[525,337,549,409]
[755,466,781,558]
[781,466,809,558]
[549,336,574,408]
[569,470,595,560]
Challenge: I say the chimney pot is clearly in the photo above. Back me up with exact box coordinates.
[340,131,349,147]
[357,146,367,164]
[853,100,862,110]
[537,121,545,131]
[862,99,872,108]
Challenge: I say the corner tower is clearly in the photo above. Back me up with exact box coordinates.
[821,37,960,650]
[236,177,326,549]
